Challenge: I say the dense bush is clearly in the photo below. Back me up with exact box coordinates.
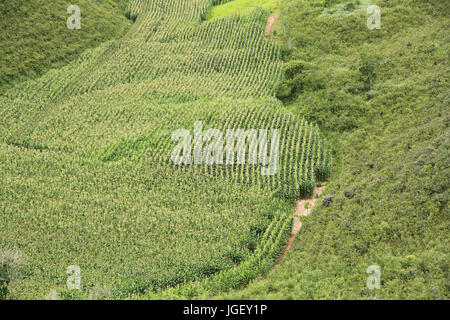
[0,250,25,300]
[358,53,382,92]
[276,60,316,99]
[124,9,138,22]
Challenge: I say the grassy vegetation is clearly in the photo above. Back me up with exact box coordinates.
[215,0,449,299]
[2,0,446,300]
[0,142,292,299]
[0,249,25,299]
[0,0,330,299]
[0,0,132,89]
[207,0,278,20]
[1,4,331,201]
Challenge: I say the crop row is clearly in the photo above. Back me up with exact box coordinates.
[1,84,331,200]
[138,206,293,299]
[4,4,279,104]
[0,142,290,298]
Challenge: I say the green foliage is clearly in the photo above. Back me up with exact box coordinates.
[0,3,331,201]
[0,0,330,299]
[322,0,363,11]
[0,142,293,299]
[124,9,138,22]
[3,0,447,301]
[207,0,278,20]
[0,265,7,300]
[276,60,316,99]
[220,0,449,300]
[137,211,292,299]
[0,0,131,89]
[358,53,381,91]
[0,250,25,300]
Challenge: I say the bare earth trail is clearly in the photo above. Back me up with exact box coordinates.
[265,14,276,37]
[264,14,284,66]
[273,184,326,270]
[264,7,326,274]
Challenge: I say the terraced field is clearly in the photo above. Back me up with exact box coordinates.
[0,0,331,299]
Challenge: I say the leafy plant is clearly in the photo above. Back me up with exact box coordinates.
[0,250,25,300]
[359,53,381,91]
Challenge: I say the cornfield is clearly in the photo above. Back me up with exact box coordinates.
[0,0,331,298]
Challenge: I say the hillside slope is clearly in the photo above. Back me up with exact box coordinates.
[217,0,449,299]
[0,0,330,299]
[0,0,131,89]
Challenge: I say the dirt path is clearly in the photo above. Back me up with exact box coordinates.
[265,14,276,38]
[273,184,326,270]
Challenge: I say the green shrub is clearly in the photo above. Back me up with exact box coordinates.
[124,9,138,22]
[276,60,316,99]
[359,53,382,92]
[0,250,25,300]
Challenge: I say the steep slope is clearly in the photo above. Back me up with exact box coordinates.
[218,0,449,299]
[0,0,131,89]
[0,0,331,299]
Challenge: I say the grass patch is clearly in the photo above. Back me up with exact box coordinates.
[0,0,131,90]
[207,0,278,20]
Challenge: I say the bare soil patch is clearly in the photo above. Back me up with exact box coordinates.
[273,184,326,270]
[265,14,275,37]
